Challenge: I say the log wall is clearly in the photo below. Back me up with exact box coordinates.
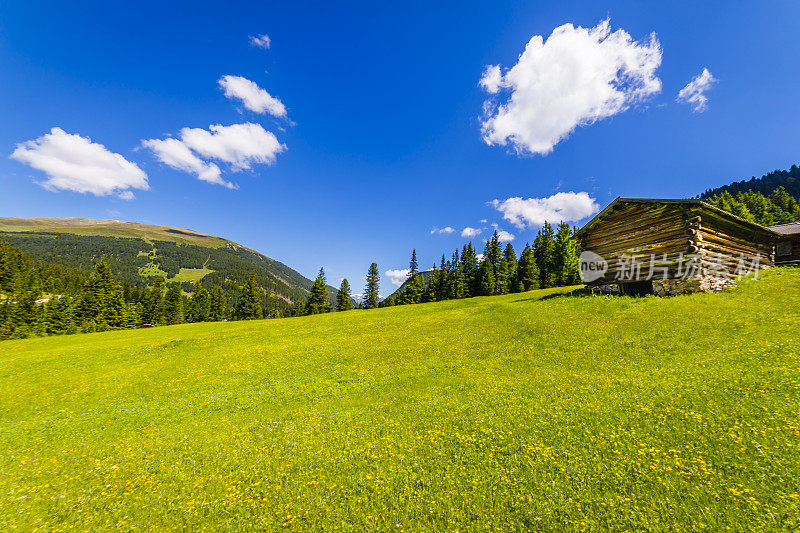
[578,202,692,285]
[578,200,776,292]
[775,235,800,264]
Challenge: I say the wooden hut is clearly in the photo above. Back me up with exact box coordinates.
[575,198,778,296]
[769,222,800,265]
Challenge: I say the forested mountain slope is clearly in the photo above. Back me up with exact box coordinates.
[0,217,338,304]
[701,164,800,199]
[698,165,800,227]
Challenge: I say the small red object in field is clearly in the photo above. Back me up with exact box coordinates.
[141,323,155,328]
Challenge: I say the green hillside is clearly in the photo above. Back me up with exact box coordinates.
[701,164,800,200]
[1,269,798,530]
[0,217,338,305]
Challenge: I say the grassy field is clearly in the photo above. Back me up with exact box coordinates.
[1,270,799,531]
[171,267,215,283]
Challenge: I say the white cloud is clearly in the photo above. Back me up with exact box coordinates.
[179,123,286,169]
[479,19,662,155]
[491,191,601,228]
[385,268,410,287]
[677,68,717,112]
[476,253,485,262]
[249,34,271,49]
[430,226,455,235]
[141,137,234,189]
[218,75,287,118]
[143,123,285,187]
[461,227,482,238]
[10,127,149,199]
[497,229,514,242]
[496,230,515,242]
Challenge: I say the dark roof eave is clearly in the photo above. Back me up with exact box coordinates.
[768,222,800,235]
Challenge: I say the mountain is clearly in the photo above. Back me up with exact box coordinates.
[700,164,800,199]
[0,217,339,306]
[697,164,800,227]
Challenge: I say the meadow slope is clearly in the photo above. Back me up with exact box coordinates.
[1,270,799,531]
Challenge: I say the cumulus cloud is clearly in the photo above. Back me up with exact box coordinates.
[461,227,482,238]
[10,127,149,199]
[141,137,233,189]
[430,226,455,235]
[143,123,286,187]
[249,34,271,49]
[490,191,601,228]
[479,19,662,155]
[496,229,515,242]
[385,269,410,287]
[677,68,717,112]
[218,75,287,117]
[179,123,285,169]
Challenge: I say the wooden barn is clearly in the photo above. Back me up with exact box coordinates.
[575,198,778,296]
[769,222,800,265]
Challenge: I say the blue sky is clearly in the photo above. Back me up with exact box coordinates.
[1,1,799,292]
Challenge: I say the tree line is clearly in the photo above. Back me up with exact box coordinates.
[701,164,800,200]
[303,222,582,314]
[0,221,584,339]
[384,224,580,307]
[0,238,292,340]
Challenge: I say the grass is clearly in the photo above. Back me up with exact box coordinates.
[137,262,167,279]
[170,259,214,283]
[1,269,799,531]
[170,267,215,283]
[137,254,214,284]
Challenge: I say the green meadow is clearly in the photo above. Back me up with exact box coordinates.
[1,269,799,531]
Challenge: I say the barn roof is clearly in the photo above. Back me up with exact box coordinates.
[575,197,780,239]
[768,222,800,235]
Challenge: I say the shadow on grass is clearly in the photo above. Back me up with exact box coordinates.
[513,288,595,303]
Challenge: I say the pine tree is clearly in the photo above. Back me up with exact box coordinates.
[553,222,581,286]
[209,285,228,321]
[364,263,380,309]
[43,296,74,335]
[403,250,424,304]
[495,255,509,295]
[477,256,495,296]
[449,267,466,299]
[436,254,450,301]
[291,300,306,317]
[461,243,479,297]
[235,272,263,320]
[306,268,331,315]
[162,285,183,325]
[187,282,211,322]
[142,277,164,324]
[503,244,518,293]
[516,244,540,292]
[267,294,284,318]
[336,278,354,311]
[423,264,439,303]
[486,231,502,274]
[534,222,557,288]
[77,260,130,330]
